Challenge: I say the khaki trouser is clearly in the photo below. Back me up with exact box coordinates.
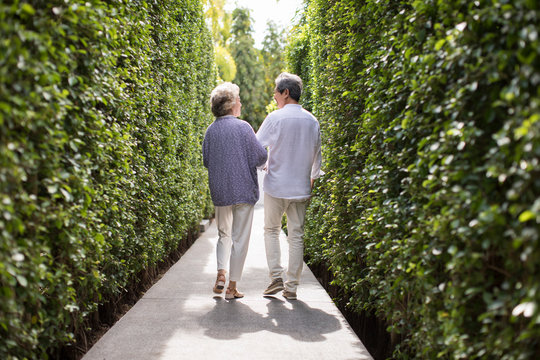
[215,204,254,282]
[264,193,309,293]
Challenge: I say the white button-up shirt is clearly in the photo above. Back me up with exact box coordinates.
[256,104,322,200]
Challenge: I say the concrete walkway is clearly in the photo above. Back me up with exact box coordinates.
[83,172,373,360]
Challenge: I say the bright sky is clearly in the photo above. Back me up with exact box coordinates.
[225,0,305,49]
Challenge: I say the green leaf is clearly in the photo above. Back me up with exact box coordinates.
[21,3,36,15]
[518,210,535,222]
[435,39,445,51]
[16,275,28,287]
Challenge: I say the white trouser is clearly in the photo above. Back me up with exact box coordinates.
[264,193,309,293]
[215,203,254,282]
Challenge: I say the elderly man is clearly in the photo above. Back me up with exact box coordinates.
[256,72,322,300]
[203,82,267,300]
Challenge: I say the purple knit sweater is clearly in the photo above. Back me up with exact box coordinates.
[203,115,267,206]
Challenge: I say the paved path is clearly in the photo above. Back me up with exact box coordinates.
[83,172,373,360]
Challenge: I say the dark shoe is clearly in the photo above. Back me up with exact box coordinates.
[282,290,297,300]
[263,278,284,295]
[213,273,226,294]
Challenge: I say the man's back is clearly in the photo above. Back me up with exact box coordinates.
[256,104,321,200]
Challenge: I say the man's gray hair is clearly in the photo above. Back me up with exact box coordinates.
[275,72,303,102]
[210,82,240,117]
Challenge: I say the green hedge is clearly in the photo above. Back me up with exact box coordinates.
[0,0,215,358]
[289,0,540,358]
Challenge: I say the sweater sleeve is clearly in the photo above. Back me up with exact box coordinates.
[202,129,209,168]
[244,124,267,168]
[254,136,268,168]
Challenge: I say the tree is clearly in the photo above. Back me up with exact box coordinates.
[230,7,266,129]
[261,21,286,110]
[205,0,236,81]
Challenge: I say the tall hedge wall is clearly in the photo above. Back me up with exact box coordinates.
[289,0,540,358]
[0,0,215,358]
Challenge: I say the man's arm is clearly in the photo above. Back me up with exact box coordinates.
[256,115,275,170]
[310,127,322,184]
[255,115,275,149]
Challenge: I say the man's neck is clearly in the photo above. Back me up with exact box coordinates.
[284,99,299,106]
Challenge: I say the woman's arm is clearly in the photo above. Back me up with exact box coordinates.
[202,129,209,168]
[245,123,268,167]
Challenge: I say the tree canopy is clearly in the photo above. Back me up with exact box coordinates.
[230,7,267,129]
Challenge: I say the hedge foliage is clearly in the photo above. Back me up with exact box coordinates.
[289,0,540,358]
[0,0,214,357]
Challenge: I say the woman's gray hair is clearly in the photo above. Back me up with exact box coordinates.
[275,72,303,102]
[210,82,240,117]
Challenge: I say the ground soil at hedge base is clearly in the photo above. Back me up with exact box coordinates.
[308,260,397,360]
[50,228,200,360]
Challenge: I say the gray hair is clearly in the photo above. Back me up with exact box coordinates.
[210,82,240,117]
[275,72,303,102]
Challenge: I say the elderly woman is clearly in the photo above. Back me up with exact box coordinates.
[202,82,267,299]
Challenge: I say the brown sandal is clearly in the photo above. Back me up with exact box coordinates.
[213,273,226,294]
[225,288,244,300]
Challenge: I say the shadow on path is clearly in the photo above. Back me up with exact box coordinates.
[199,297,341,342]
[83,171,373,359]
